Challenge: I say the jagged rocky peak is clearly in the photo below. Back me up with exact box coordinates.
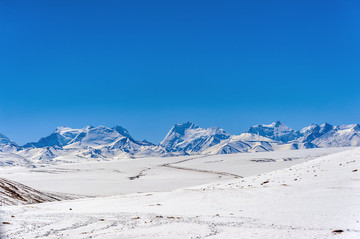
[320,123,335,133]
[160,122,197,148]
[113,126,133,139]
[247,121,301,143]
[171,121,199,135]
[272,121,282,127]
[160,121,230,153]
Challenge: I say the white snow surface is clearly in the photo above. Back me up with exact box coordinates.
[231,133,274,142]
[0,147,359,238]
[0,153,31,167]
[0,148,346,196]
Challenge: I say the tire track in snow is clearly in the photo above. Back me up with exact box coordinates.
[161,164,243,178]
[128,155,242,181]
[159,155,243,178]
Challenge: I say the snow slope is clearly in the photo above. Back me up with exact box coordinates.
[0,153,32,167]
[0,178,79,206]
[23,127,85,148]
[299,123,334,142]
[0,148,359,238]
[312,124,360,147]
[203,133,275,154]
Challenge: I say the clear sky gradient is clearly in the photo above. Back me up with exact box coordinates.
[1,0,360,145]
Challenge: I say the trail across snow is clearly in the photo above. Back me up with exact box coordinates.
[0,147,345,196]
[0,147,359,238]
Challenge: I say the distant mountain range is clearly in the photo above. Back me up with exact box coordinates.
[0,121,359,166]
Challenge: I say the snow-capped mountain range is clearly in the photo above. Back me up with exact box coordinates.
[0,121,359,166]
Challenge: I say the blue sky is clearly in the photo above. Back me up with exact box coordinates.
[1,0,360,145]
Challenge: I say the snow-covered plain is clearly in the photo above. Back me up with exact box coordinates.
[0,147,359,238]
[0,148,346,196]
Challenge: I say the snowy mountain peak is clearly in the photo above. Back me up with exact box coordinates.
[171,121,199,135]
[248,121,300,143]
[160,122,230,153]
[54,126,72,133]
[113,126,133,139]
[320,123,334,133]
[272,121,283,127]
[300,124,318,134]
[24,126,84,148]
[69,126,129,148]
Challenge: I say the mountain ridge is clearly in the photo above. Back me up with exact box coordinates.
[1,121,359,165]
